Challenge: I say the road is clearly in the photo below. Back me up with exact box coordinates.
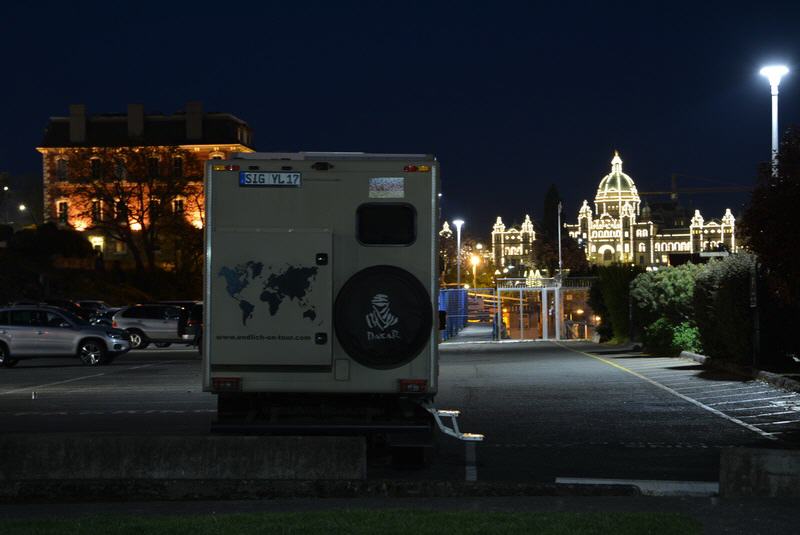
[0,342,797,483]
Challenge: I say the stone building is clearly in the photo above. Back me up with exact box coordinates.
[36,102,254,265]
[564,152,736,266]
[491,214,535,270]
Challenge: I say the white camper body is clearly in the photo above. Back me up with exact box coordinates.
[203,153,439,400]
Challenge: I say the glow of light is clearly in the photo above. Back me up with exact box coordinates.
[476,243,483,250]
[74,221,87,232]
[18,204,26,211]
[463,284,470,289]
[130,222,142,231]
[452,219,464,230]
[576,308,584,315]
[192,219,204,229]
[760,65,789,88]
[2,186,8,191]
[470,254,480,267]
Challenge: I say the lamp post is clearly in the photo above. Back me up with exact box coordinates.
[452,219,464,288]
[557,201,563,278]
[760,65,789,176]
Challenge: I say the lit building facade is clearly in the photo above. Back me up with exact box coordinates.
[564,152,737,266]
[491,214,535,269]
[36,102,254,264]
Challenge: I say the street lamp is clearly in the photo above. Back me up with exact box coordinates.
[760,65,789,176]
[470,254,480,288]
[452,219,464,288]
[557,201,563,278]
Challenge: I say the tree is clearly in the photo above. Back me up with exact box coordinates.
[57,147,203,272]
[741,125,800,307]
[541,184,561,241]
[591,264,643,342]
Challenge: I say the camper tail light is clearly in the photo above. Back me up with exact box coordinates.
[403,164,431,173]
[212,164,240,171]
[211,377,242,392]
[399,379,428,393]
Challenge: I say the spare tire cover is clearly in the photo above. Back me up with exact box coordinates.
[334,265,433,369]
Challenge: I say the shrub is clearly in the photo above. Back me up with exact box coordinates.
[591,264,643,342]
[644,319,703,356]
[631,263,704,327]
[672,322,702,354]
[643,318,675,355]
[693,254,754,364]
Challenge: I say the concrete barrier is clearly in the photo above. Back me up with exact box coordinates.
[720,447,800,497]
[0,434,366,481]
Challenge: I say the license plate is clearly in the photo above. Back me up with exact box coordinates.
[239,172,301,187]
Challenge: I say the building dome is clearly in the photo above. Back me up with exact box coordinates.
[594,151,641,215]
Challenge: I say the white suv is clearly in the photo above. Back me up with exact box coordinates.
[0,306,131,367]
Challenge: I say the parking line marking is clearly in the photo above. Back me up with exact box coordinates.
[0,361,171,396]
[739,411,799,419]
[708,395,798,406]
[557,343,778,441]
[0,373,108,396]
[691,390,776,400]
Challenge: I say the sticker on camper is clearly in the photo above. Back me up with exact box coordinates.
[369,177,404,198]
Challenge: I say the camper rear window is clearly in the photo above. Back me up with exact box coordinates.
[357,203,416,246]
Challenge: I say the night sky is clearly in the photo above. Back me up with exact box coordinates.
[2,1,798,237]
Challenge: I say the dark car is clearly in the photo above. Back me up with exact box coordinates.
[178,302,202,347]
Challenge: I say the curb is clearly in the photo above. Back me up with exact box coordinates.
[681,351,800,393]
[0,480,640,503]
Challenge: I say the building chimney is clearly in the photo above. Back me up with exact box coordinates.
[69,104,86,143]
[185,101,203,141]
[128,103,144,139]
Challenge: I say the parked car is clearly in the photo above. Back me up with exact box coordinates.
[77,300,110,314]
[89,307,122,327]
[178,302,202,347]
[112,304,186,349]
[0,305,130,367]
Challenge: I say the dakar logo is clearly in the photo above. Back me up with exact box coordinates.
[365,294,401,341]
[366,294,399,331]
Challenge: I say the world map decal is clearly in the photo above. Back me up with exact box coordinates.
[218,261,319,326]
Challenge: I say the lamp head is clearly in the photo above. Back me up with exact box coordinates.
[452,219,464,230]
[760,65,789,88]
[18,204,26,211]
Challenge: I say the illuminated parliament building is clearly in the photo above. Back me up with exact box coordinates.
[564,152,737,267]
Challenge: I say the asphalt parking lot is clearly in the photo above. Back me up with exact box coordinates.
[1,342,797,483]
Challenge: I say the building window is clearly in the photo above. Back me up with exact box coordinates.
[90,159,102,180]
[148,157,159,178]
[91,200,102,222]
[115,160,126,180]
[172,198,184,215]
[638,243,646,252]
[115,199,127,222]
[173,157,183,178]
[55,158,68,180]
[57,201,68,224]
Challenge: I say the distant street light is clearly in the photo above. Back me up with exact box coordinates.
[452,219,464,288]
[470,254,480,288]
[18,203,37,225]
[760,65,789,176]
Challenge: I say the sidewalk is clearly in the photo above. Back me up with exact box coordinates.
[441,323,494,343]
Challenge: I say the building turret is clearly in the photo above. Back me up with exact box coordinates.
[492,217,506,266]
[690,210,704,253]
[721,208,735,251]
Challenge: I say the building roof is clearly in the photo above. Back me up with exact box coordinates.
[39,110,255,148]
[595,151,640,203]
